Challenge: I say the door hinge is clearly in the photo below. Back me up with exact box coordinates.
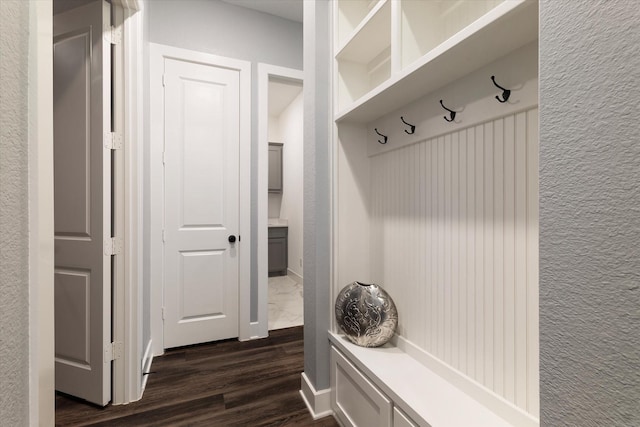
[104,132,123,150]
[162,229,166,243]
[105,25,122,45]
[161,307,165,320]
[104,341,123,362]
[162,74,166,87]
[104,237,123,256]
[162,151,167,165]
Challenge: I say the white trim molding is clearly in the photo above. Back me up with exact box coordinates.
[140,340,154,394]
[257,63,303,339]
[28,0,54,424]
[287,268,303,285]
[300,372,334,421]
[149,43,252,353]
[120,0,145,404]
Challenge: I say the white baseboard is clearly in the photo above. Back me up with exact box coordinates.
[140,339,154,398]
[300,372,333,420]
[287,268,303,285]
[247,321,267,340]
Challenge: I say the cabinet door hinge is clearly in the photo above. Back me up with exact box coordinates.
[162,151,167,165]
[105,25,122,45]
[104,132,123,150]
[161,307,166,320]
[162,230,166,243]
[104,237,123,256]
[162,74,166,87]
[104,341,123,362]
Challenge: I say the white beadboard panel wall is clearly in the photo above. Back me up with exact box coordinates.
[369,108,539,416]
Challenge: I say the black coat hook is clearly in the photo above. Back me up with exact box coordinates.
[400,116,416,135]
[491,75,511,103]
[439,100,457,122]
[375,128,388,144]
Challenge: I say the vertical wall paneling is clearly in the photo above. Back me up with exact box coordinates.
[466,127,476,378]
[474,125,484,383]
[437,136,445,360]
[515,111,528,410]
[451,132,460,371]
[419,142,427,350]
[503,113,516,402]
[431,140,438,355]
[493,117,505,397]
[484,121,495,391]
[444,133,452,365]
[526,109,540,417]
[368,107,538,414]
[458,129,467,372]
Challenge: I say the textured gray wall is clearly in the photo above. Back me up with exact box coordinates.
[146,0,303,323]
[302,0,331,391]
[0,1,31,424]
[539,1,640,425]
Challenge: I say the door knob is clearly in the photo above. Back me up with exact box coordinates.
[228,235,237,243]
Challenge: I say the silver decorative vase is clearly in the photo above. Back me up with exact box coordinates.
[335,281,398,347]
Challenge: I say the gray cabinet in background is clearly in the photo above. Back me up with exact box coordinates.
[268,226,288,276]
[268,143,283,193]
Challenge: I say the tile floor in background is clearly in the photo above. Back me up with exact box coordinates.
[268,275,303,330]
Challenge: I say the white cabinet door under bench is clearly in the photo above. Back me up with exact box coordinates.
[331,347,392,427]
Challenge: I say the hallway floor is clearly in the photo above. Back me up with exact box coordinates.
[55,327,337,426]
[268,275,303,330]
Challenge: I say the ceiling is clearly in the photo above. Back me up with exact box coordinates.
[55,0,303,23]
[222,0,303,23]
[269,79,303,117]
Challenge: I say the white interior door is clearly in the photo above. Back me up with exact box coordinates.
[163,57,241,348]
[53,0,112,406]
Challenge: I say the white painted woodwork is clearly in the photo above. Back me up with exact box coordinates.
[330,333,538,427]
[331,1,540,424]
[393,407,417,427]
[336,0,384,48]
[336,0,391,109]
[400,0,504,68]
[331,347,393,427]
[53,0,112,406]
[366,107,539,414]
[162,57,240,348]
[334,0,538,121]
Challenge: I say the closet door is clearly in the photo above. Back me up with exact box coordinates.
[54,0,112,406]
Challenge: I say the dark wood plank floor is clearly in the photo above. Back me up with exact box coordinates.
[56,327,339,427]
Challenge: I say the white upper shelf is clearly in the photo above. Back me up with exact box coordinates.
[335,0,390,63]
[335,0,539,124]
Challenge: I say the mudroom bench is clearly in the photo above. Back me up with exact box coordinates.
[329,332,537,427]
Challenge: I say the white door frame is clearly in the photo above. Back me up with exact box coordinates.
[256,63,304,338]
[149,43,252,354]
[112,0,146,404]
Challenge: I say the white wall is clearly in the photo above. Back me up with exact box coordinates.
[539,0,640,425]
[268,115,281,142]
[145,0,302,323]
[278,92,304,279]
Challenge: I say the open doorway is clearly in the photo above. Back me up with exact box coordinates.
[257,64,304,335]
[267,77,304,330]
